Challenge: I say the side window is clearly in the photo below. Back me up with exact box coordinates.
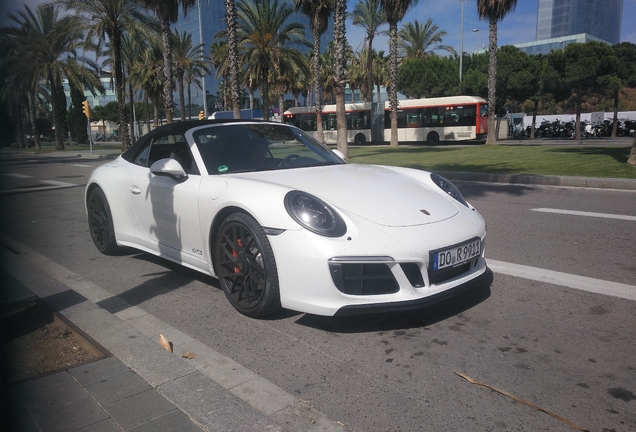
[136,134,198,175]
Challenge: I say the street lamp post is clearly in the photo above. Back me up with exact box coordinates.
[472,28,480,52]
[459,0,465,85]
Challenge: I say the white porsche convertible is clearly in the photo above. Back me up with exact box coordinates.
[86,121,487,317]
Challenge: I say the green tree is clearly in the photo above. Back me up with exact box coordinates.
[172,30,209,121]
[4,4,101,150]
[58,0,154,150]
[398,18,456,60]
[381,0,419,147]
[296,0,333,143]
[136,0,197,124]
[476,0,518,144]
[237,0,309,121]
[397,55,459,98]
[549,41,613,140]
[607,43,636,138]
[129,42,165,128]
[350,0,386,102]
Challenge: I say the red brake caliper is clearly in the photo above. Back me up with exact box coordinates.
[233,238,243,273]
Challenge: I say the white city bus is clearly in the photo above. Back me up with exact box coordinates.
[283,95,489,144]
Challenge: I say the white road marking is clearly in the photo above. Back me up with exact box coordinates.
[488,259,636,301]
[0,180,79,195]
[4,173,32,178]
[71,164,94,168]
[40,180,77,187]
[532,207,636,221]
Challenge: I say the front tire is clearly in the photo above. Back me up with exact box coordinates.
[87,187,120,255]
[214,213,281,317]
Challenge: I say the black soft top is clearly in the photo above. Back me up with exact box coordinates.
[121,119,263,163]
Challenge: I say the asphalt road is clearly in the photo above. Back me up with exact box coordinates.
[1,153,635,432]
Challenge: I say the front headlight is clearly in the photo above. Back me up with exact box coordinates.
[284,191,347,237]
[430,173,469,207]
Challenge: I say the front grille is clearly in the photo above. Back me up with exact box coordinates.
[428,260,473,285]
[329,263,399,295]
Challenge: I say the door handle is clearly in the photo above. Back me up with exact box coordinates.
[129,185,141,195]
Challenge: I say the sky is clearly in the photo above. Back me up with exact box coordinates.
[1,0,635,55]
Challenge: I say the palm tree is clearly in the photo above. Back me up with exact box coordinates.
[5,5,100,150]
[136,0,197,124]
[172,30,209,121]
[398,18,456,59]
[236,0,309,121]
[380,0,419,147]
[223,0,242,118]
[476,0,518,145]
[332,0,348,156]
[295,0,333,143]
[57,0,155,151]
[0,23,40,148]
[129,42,164,129]
[350,0,385,103]
[184,55,210,119]
[372,49,388,102]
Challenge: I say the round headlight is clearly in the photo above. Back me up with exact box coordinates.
[284,191,347,237]
[431,173,469,207]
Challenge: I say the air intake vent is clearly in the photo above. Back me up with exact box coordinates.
[329,263,399,295]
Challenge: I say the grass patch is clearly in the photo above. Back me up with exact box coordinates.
[348,145,636,179]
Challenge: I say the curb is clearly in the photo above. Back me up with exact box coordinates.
[438,171,636,191]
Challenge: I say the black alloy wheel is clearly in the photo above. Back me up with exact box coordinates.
[214,213,281,317]
[87,187,119,255]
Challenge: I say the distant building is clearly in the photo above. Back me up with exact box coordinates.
[516,0,623,55]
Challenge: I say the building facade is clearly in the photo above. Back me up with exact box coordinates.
[516,0,623,55]
[536,0,623,44]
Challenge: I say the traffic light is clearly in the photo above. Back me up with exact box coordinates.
[82,100,92,119]
[198,110,205,120]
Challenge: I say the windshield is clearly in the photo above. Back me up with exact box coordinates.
[192,123,345,175]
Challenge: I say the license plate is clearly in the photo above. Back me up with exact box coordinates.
[431,238,481,271]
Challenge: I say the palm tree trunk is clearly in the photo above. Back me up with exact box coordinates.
[485,16,498,145]
[160,18,174,123]
[334,0,348,157]
[186,79,192,120]
[389,22,399,147]
[128,78,135,142]
[27,91,40,150]
[366,38,374,103]
[178,73,186,121]
[49,77,65,150]
[313,32,324,144]
[531,99,538,139]
[611,89,619,138]
[112,30,131,151]
[225,0,241,119]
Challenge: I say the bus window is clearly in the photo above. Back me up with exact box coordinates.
[480,104,488,117]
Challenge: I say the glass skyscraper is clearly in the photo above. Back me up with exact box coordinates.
[536,0,623,44]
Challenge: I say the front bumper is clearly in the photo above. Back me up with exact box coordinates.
[268,208,487,317]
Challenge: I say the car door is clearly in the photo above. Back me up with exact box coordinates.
[127,133,205,264]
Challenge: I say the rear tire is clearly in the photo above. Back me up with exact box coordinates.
[214,213,281,317]
[427,131,440,145]
[87,187,120,255]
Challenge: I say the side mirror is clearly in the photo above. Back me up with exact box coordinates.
[332,149,346,160]
[150,158,188,182]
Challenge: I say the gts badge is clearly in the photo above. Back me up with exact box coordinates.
[192,248,203,256]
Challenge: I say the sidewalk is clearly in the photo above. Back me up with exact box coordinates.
[0,235,343,432]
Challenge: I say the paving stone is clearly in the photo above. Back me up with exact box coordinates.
[30,396,109,432]
[70,357,130,386]
[104,389,177,429]
[81,370,151,406]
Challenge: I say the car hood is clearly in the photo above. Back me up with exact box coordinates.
[237,164,459,227]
